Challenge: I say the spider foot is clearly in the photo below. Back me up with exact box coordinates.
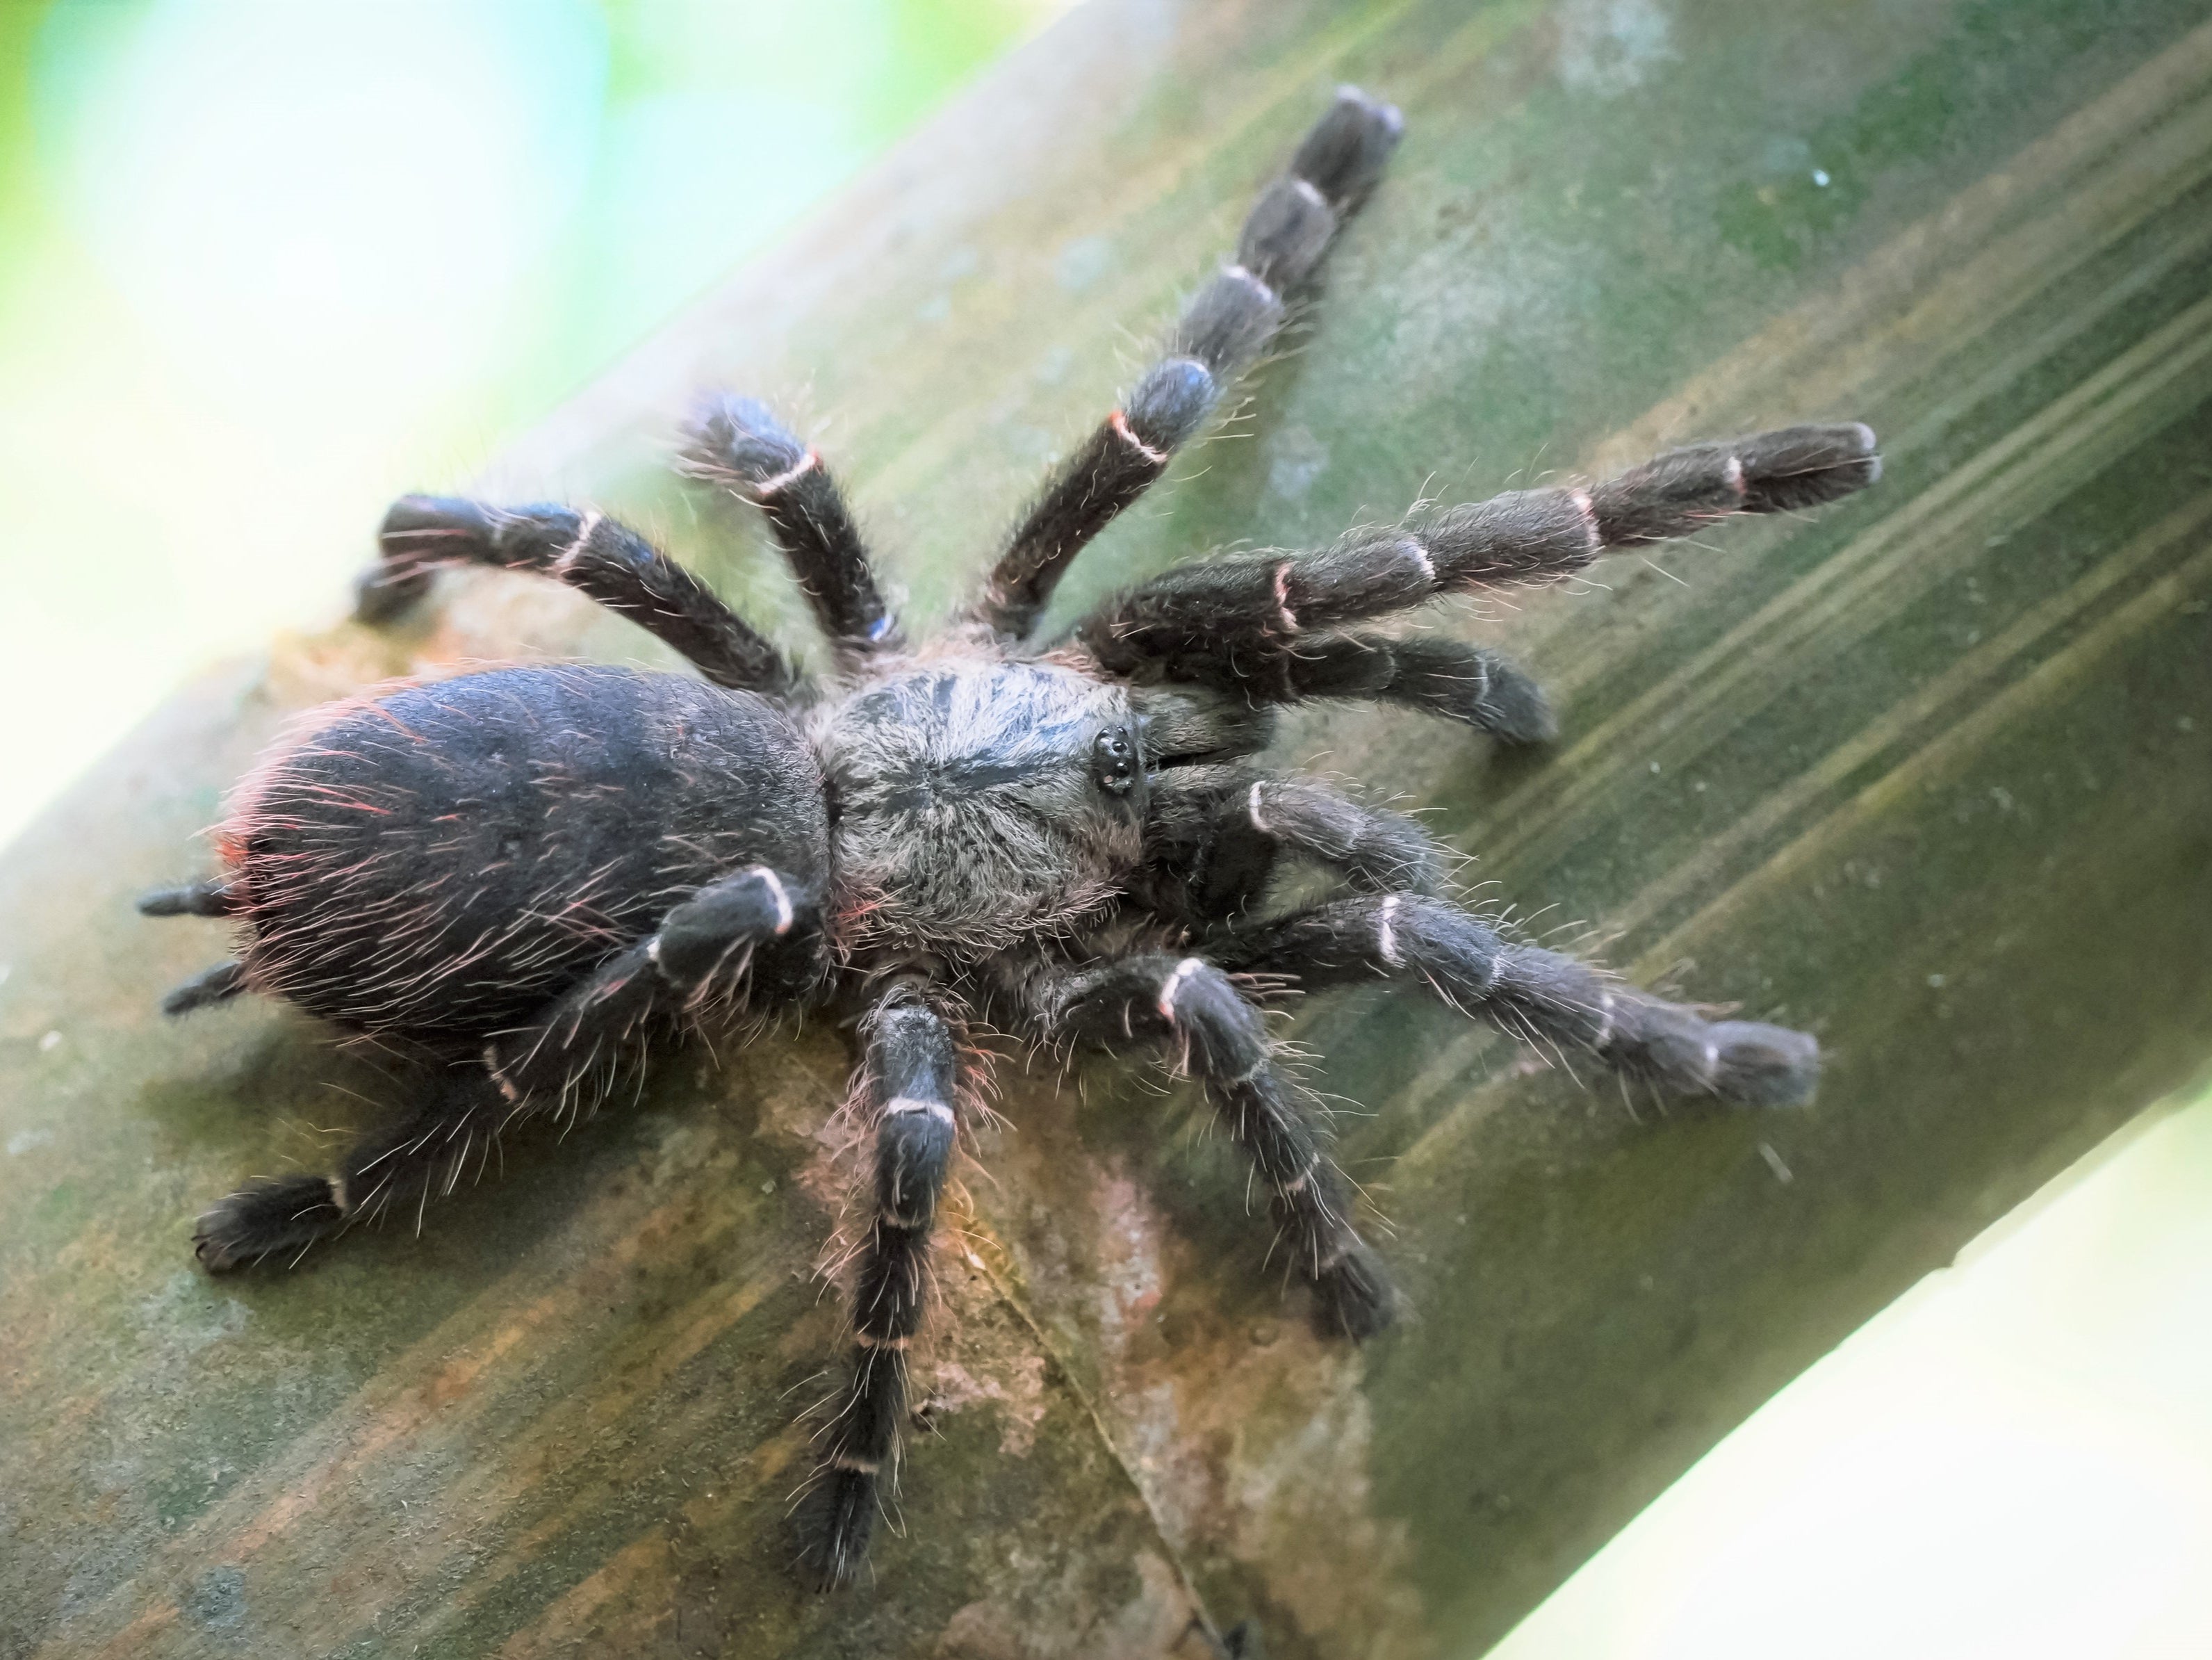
[796,1467,876,1592]
[1694,1019,1821,1109]
[194,1175,343,1271]
[161,959,246,1016]
[352,564,433,625]
[1312,1237,1397,1340]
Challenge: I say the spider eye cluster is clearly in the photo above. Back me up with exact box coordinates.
[1090,723,1141,796]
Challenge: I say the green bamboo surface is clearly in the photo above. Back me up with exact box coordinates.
[4,1,2210,1656]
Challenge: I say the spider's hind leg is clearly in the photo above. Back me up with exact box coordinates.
[194,1071,478,1270]
[193,864,825,1271]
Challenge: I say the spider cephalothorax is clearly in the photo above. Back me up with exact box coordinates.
[145,88,1879,1592]
[814,654,1151,957]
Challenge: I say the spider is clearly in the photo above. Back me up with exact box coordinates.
[142,88,1879,1590]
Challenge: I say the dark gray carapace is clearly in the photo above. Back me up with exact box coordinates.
[144,87,1878,1601]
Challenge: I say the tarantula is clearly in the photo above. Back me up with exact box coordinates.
[143,88,1878,1588]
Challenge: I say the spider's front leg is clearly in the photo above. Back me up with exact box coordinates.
[975,87,1404,638]
[800,982,964,1589]
[1077,423,1881,740]
[1022,952,1393,1340]
[1211,894,1819,1107]
[192,865,824,1269]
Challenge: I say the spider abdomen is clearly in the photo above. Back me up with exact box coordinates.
[222,665,827,1040]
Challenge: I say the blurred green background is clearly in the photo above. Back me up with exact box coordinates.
[0,4,2205,1657]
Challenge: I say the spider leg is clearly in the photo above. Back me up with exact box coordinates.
[681,396,903,661]
[138,878,238,918]
[192,1070,480,1270]
[974,87,1404,639]
[1210,893,1819,1108]
[142,882,249,1012]
[192,864,824,1271]
[1019,952,1393,1339]
[158,959,247,1016]
[1141,765,1444,926]
[799,982,962,1590]
[357,497,798,694]
[1074,424,1883,710]
[1127,682,1278,765]
[1164,630,1558,745]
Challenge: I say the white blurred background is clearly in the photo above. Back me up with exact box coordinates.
[0,6,2204,1656]
[1493,1084,2212,1660]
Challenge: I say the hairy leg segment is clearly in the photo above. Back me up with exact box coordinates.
[359,496,798,693]
[800,983,965,1588]
[189,865,823,1269]
[1017,952,1394,1340]
[1210,893,1819,1108]
[1141,765,1445,922]
[978,88,1407,638]
[1076,424,1881,726]
[683,395,906,662]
